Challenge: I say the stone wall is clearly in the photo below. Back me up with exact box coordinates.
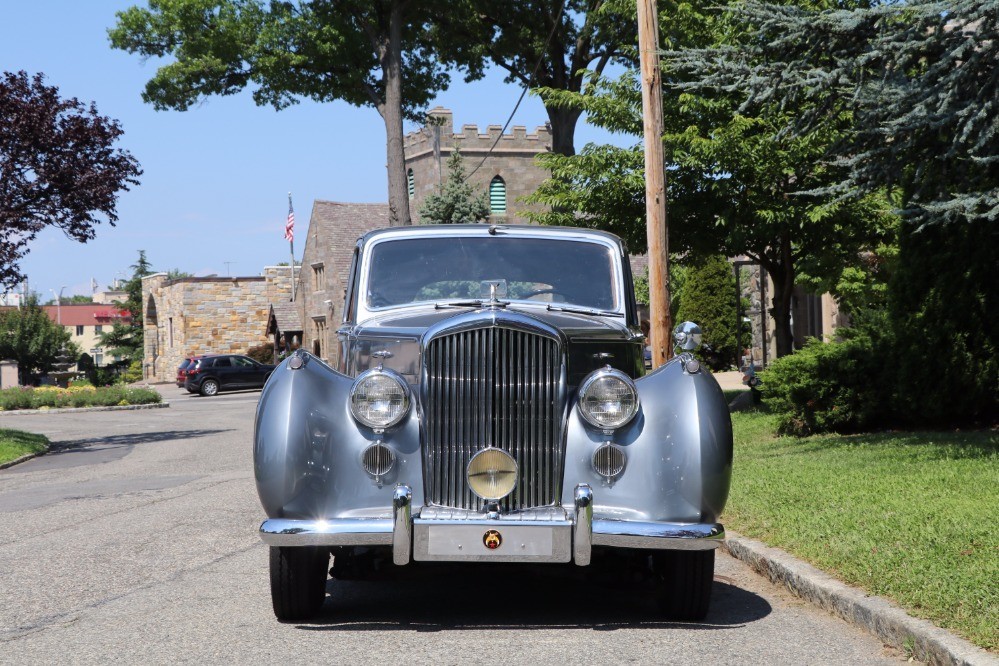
[142,267,292,382]
[404,108,552,224]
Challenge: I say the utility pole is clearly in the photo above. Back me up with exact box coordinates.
[637,0,672,368]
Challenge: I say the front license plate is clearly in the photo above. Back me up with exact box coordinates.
[417,522,572,560]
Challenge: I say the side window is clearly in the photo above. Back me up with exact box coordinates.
[343,246,360,324]
[233,356,253,367]
[214,357,232,368]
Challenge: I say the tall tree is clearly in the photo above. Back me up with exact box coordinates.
[0,71,142,289]
[418,148,490,224]
[441,0,637,156]
[527,0,893,356]
[99,250,153,369]
[0,295,77,385]
[110,0,468,227]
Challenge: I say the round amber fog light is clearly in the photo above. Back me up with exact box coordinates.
[466,448,518,501]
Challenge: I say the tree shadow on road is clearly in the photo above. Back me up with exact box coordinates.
[50,429,233,452]
[296,564,771,632]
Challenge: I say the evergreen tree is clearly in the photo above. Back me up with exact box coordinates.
[99,250,153,372]
[418,148,490,224]
[676,255,740,370]
[0,294,77,385]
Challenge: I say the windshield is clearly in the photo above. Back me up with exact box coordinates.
[365,236,619,311]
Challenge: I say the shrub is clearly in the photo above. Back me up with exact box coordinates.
[246,344,275,364]
[121,359,143,384]
[762,330,888,436]
[0,385,161,411]
[676,255,740,371]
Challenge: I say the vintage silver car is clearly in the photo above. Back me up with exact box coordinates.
[254,224,732,621]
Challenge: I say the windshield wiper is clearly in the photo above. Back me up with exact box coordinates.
[545,304,623,318]
[435,299,508,310]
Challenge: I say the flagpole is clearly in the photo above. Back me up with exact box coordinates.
[288,192,296,303]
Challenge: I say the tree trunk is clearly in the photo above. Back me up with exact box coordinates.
[382,3,411,226]
[545,106,582,157]
[765,234,796,357]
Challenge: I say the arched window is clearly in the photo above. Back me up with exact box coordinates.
[407,169,415,199]
[489,176,507,215]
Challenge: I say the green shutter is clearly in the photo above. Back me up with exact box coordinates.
[407,169,415,198]
[489,176,506,214]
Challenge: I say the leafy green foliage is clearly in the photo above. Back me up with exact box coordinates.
[109,0,474,226]
[0,71,142,288]
[729,411,998,650]
[245,343,274,364]
[0,385,162,411]
[0,295,76,385]
[98,250,153,371]
[675,255,740,371]
[762,333,887,436]
[417,148,489,224]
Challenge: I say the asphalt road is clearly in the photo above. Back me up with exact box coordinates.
[0,388,907,664]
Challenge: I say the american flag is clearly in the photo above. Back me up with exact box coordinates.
[284,195,295,242]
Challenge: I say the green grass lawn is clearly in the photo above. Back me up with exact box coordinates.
[727,410,998,650]
[0,429,49,465]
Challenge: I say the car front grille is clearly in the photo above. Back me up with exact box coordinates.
[422,325,564,511]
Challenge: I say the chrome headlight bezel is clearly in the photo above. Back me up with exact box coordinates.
[349,367,411,430]
[577,367,640,430]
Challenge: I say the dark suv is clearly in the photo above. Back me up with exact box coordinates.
[185,354,275,396]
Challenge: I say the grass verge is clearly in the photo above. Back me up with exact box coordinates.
[728,410,998,651]
[0,429,49,466]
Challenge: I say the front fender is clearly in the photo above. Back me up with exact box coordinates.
[253,352,424,520]
[561,357,733,523]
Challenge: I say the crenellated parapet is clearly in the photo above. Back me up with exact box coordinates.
[404,107,552,158]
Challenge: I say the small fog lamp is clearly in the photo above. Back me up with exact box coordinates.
[467,448,518,501]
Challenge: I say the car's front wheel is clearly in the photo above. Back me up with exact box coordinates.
[199,379,219,396]
[269,546,329,622]
[653,549,715,621]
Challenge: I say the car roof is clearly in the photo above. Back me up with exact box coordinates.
[357,224,628,252]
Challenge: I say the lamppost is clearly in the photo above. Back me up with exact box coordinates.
[49,286,67,325]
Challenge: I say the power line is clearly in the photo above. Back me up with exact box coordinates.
[464,2,568,182]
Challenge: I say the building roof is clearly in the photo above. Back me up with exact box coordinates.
[267,301,302,335]
[40,304,131,327]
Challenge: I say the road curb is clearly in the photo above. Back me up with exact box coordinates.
[0,402,170,417]
[723,532,996,665]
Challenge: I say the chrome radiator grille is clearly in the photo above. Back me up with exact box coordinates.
[422,326,564,511]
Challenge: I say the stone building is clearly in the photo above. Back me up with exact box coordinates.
[405,107,552,224]
[141,267,294,382]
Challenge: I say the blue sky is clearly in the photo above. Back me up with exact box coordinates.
[1,1,631,302]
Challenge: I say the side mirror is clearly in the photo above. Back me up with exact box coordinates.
[673,321,703,353]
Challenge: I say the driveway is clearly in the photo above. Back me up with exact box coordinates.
[0,388,907,663]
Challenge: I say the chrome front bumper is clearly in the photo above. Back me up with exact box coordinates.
[258,483,725,563]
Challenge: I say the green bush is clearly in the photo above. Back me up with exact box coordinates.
[762,331,888,436]
[676,255,740,371]
[246,344,275,364]
[0,386,161,411]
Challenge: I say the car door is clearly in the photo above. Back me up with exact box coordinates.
[211,356,235,389]
[231,355,263,388]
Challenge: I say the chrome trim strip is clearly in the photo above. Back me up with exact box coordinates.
[573,484,593,566]
[392,484,413,565]
[592,520,725,551]
[259,518,393,547]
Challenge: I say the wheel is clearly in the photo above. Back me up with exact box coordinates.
[269,546,329,622]
[200,378,219,396]
[652,549,715,621]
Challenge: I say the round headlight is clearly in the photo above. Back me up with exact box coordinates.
[578,368,639,430]
[349,369,410,429]
[467,448,518,501]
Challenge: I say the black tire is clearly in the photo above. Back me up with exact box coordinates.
[269,546,329,622]
[653,549,715,621]
[200,378,219,396]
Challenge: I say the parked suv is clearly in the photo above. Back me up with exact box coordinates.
[176,355,212,387]
[185,354,275,396]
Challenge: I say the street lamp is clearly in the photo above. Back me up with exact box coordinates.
[49,286,67,325]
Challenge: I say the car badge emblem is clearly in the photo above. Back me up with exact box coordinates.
[483,529,502,550]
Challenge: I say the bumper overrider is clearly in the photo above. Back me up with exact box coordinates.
[259,483,724,564]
